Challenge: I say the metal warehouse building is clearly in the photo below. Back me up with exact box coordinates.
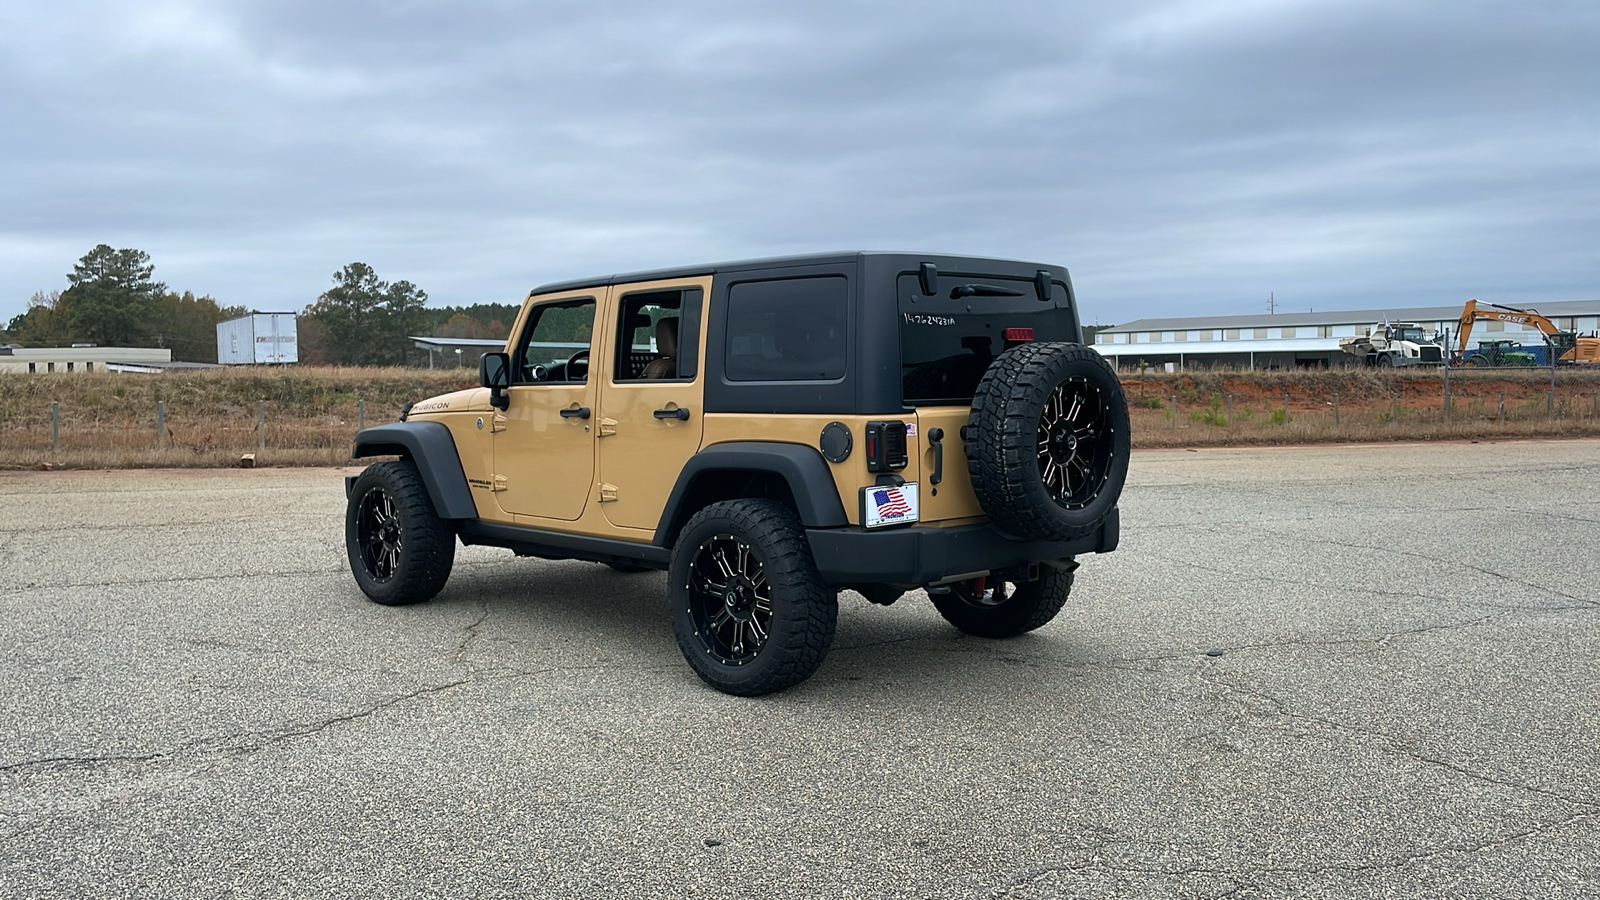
[0,345,174,374]
[1092,299,1600,370]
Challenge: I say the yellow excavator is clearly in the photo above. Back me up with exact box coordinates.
[1454,299,1600,366]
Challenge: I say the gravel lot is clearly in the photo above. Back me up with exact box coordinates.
[2,440,1596,899]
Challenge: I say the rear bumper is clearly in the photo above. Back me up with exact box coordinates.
[806,508,1118,585]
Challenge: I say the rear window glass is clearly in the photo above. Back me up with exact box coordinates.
[724,276,847,381]
[898,273,1075,405]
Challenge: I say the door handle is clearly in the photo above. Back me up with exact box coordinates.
[560,406,591,419]
[653,407,691,421]
[927,427,944,485]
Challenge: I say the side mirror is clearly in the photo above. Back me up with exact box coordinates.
[480,351,511,410]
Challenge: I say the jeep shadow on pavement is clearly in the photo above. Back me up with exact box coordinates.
[344,252,1129,695]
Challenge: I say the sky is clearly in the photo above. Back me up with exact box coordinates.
[2,0,1597,329]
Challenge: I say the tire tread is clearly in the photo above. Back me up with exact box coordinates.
[966,342,1129,541]
[670,499,836,696]
[346,460,455,606]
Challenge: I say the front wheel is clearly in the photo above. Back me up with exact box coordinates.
[345,460,456,606]
[930,565,1075,639]
[669,500,837,696]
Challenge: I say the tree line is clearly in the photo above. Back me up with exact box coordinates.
[6,244,1111,366]
[4,246,250,364]
[2,246,526,366]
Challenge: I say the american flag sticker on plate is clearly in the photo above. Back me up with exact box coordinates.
[862,483,920,529]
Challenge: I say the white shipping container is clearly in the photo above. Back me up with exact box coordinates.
[217,313,299,365]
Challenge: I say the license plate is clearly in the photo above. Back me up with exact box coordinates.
[862,483,919,529]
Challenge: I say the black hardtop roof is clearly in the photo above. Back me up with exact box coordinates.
[528,250,1066,296]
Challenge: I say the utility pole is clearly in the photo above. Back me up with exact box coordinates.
[1269,292,1276,315]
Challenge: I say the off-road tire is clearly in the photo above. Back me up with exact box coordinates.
[931,566,1074,639]
[345,460,456,606]
[966,342,1129,541]
[669,500,837,696]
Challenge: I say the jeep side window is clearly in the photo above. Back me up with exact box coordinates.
[724,276,847,381]
[514,298,595,383]
[613,288,703,381]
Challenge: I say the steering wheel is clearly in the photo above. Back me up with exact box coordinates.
[565,349,589,381]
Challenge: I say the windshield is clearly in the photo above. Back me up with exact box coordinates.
[897,272,1076,405]
[1393,327,1427,343]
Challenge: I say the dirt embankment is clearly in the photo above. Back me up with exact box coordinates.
[2,365,1599,468]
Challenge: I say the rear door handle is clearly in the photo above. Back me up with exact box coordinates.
[560,406,591,419]
[653,407,691,420]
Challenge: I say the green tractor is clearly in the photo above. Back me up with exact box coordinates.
[1461,340,1536,368]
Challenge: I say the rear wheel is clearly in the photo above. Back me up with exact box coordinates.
[345,460,455,606]
[930,566,1075,639]
[669,500,837,696]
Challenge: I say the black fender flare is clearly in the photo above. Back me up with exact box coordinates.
[654,441,848,547]
[351,422,477,520]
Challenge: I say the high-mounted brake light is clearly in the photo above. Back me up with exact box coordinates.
[1003,327,1034,341]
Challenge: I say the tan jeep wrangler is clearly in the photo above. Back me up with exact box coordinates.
[344,252,1128,695]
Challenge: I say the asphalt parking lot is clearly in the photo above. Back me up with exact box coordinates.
[2,440,1596,899]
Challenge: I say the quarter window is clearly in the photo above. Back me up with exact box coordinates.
[724,276,847,381]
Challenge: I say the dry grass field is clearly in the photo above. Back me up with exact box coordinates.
[1124,366,1600,447]
[2,365,1599,469]
[0,367,475,469]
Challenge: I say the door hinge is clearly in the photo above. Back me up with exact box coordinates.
[597,483,618,502]
[491,412,507,433]
[598,417,618,437]
[492,474,508,492]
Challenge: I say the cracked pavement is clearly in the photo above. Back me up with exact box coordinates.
[1,441,1596,899]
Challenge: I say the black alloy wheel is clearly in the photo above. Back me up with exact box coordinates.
[1037,375,1114,514]
[668,499,836,695]
[344,460,455,606]
[686,534,773,665]
[356,487,404,583]
[929,566,1076,639]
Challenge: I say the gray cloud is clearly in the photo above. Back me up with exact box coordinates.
[2,0,1596,328]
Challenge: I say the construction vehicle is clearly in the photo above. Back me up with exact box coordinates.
[1461,339,1536,368]
[1338,322,1445,367]
[1454,299,1600,366]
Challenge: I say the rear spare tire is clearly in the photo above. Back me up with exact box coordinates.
[965,341,1129,541]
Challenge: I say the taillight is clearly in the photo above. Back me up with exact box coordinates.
[864,421,909,472]
[1003,327,1034,341]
